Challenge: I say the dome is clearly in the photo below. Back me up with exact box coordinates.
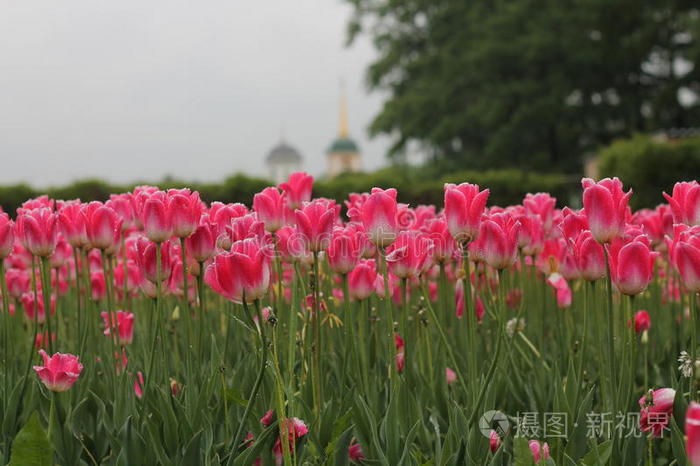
[267,142,302,164]
[326,137,359,154]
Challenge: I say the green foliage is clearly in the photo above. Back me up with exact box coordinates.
[9,412,53,466]
[598,134,700,208]
[345,0,700,173]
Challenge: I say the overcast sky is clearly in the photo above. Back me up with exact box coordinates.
[0,0,390,187]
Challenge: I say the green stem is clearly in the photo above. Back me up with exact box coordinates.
[604,246,617,414]
[39,257,54,354]
[311,251,322,421]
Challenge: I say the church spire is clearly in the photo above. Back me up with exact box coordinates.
[339,82,348,138]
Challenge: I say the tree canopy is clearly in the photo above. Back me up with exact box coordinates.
[345,0,700,173]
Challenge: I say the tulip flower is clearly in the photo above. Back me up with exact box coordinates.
[356,188,399,247]
[327,226,362,274]
[276,225,312,265]
[455,280,484,321]
[443,182,489,243]
[529,440,550,463]
[422,217,456,263]
[686,401,700,466]
[669,225,700,292]
[84,202,122,251]
[186,221,217,263]
[260,409,275,427]
[445,367,456,385]
[385,231,434,279]
[472,213,520,270]
[134,371,144,399]
[6,268,30,299]
[348,259,378,300]
[608,235,658,295]
[48,238,72,269]
[33,349,83,392]
[17,207,58,257]
[135,237,173,283]
[272,417,309,460]
[0,213,14,259]
[633,310,651,334]
[21,292,55,324]
[517,214,544,256]
[581,177,632,243]
[663,181,700,226]
[279,172,313,210]
[639,388,675,437]
[107,193,136,231]
[58,201,89,248]
[253,187,288,233]
[205,238,272,304]
[294,199,339,252]
[141,192,172,243]
[524,192,556,233]
[571,230,606,281]
[168,189,203,238]
[348,441,365,462]
[101,310,135,345]
[91,271,106,301]
[547,273,572,308]
[489,431,501,453]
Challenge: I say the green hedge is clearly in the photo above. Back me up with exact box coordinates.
[598,134,700,209]
[0,167,579,215]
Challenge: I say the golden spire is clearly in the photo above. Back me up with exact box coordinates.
[339,82,348,138]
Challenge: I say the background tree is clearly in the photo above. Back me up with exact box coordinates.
[345,0,700,173]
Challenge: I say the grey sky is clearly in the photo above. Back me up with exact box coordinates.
[0,0,390,187]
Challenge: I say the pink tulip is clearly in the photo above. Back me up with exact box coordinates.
[547,273,572,308]
[48,238,72,269]
[669,225,700,292]
[141,192,172,243]
[272,417,308,461]
[571,230,606,281]
[58,201,90,248]
[472,213,520,270]
[524,192,556,233]
[33,349,83,392]
[85,202,122,251]
[581,177,631,243]
[686,401,700,466]
[517,214,544,256]
[107,193,136,231]
[608,235,658,295]
[455,280,484,321]
[327,227,362,274]
[385,231,434,279]
[445,367,456,385]
[560,207,589,240]
[348,441,365,462]
[90,271,106,300]
[633,205,674,248]
[276,225,312,265]
[168,189,203,238]
[348,259,378,300]
[205,238,272,304]
[357,188,399,247]
[489,431,501,453]
[21,291,55,324]
[443,183,489,243]
[0,213,14,259]
[422,217,456,263]
[253,187,288,233]
[279,172,314,210]
[294,199,339,252]
[101,310,135,345]
[529,440,550,463]
[639,388,675,437]
[186,221,217,263]
[6,269,30,299]
[135,237,173,283]
[664,181,700,226]
[134,371,144,399]
[260,409,275,427]
[634,310,651,334]
[17,208,58,257]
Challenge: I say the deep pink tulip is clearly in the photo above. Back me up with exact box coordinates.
[91,271,106,301]
[686,401,700,466]
[608,236,658,295]
[385,231,434,279]
[135,237,173,283]
[17,208,58,257]
[58,201,90,248]
[134,371,144,399]
[472,213,520,270]
[21,291,55,324]
[168,189,203,238]
[6,268,30,299]
[186,221,217,263]
[141,192,172,243]
[33,349,83,392]
[581,177,632,243]
[0,213,14,259]
[445,367,456,385]
[348,441,365,462]
[357,188,399,247]
[114,260,142,295]
[272,417,308,460]
[633,205,674,248]
[571,231,606,281]
[547,273,572,309]
[205,238,272,304]
[422,217,456,263]
[524,192,556,233]
[101,310,135,345]
[517,215,544,256]
[348,259,378,300]
[279,172,314,210]
[529,440,550,463]
[489,431,501,453]
[48,238,72,269]
[327,227,362,274]
[560,207,589,240]
[85,202,122,251]
[639,388,675,437]
[443,183,489,243]
[634,310,651,334]
[276,225,312,265]
[294,199,339,252]
[669,225,700,292]
[253,187,287,233]
[664,181,700,226]
[107,193,137,231]
[455,280,484,321]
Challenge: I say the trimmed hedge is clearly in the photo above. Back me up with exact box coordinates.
[0,167,579,215]
[598,134,700,209]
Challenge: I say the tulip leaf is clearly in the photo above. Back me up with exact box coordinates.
[8,411,53,466]
[513,437,536,466]
[670,417,688,465]
[580,439,612,465]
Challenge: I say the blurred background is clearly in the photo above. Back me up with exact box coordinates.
[1,0,699,211]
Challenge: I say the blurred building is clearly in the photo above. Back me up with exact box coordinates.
[326,91,361,178]
[266,140,303,184]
